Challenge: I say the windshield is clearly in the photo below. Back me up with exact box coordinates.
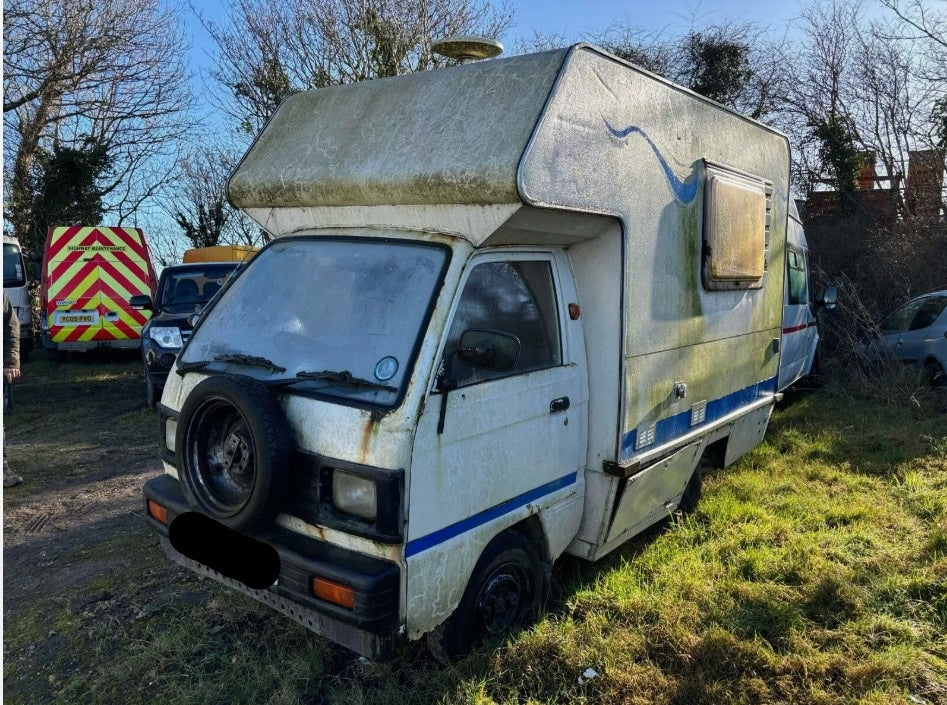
[4,244,26,287]
[180,237,449,407]
[159,265,239,311]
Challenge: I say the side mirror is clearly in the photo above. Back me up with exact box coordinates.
[130,294,153,311]
[457,329,520,372]
[818,285,838,310]
[31,260,41,279]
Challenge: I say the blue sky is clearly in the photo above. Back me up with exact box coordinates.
[507,0,807,40]
[184,0,815,93]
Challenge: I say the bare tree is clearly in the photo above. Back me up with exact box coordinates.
[879,0,947,54]
[3,0,193,254]
[202,0,514,135]
[169,143,267,251]
[528,18,793,121]
[783,0,945,209]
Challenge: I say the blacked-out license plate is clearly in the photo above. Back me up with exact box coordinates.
[168,512,281,590]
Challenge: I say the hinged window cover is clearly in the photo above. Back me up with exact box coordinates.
[703,164,769,290]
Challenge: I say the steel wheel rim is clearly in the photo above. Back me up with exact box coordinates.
[473,561,532,635]
[185,397,256,516]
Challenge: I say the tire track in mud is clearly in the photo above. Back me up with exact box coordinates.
[3,464,160,614]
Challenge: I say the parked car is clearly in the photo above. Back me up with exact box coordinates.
[132,262,240,407]
[867,290,947,386]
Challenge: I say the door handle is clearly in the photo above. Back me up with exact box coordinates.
[549,397,570,413]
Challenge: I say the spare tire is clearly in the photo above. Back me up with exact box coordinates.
[176,374,294,532]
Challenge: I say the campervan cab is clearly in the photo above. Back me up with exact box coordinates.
[777,201,836,391]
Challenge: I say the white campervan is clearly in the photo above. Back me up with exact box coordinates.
[3,234,33,359]
[144,45,791,658]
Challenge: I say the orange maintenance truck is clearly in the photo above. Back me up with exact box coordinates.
[40,225,157,354]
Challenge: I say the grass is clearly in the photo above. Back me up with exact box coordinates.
[4,360,946,705]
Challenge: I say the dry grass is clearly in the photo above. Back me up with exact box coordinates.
[3,362,946,705]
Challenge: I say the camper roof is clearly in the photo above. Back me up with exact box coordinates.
[228,49,568,211]
[229,44,789,246]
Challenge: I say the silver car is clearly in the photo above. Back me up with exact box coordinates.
[873,290,947,386]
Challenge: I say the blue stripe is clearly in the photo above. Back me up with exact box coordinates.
[620,377,778,463]
[405,472,578,558]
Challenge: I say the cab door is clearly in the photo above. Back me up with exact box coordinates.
[406,251,588,621]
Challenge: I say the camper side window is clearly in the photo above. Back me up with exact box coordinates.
[443,260,561,388]
[786,246,808,306]
[703,167,769,291]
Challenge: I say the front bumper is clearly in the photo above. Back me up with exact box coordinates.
[142,338,181,386]
[42,332,140,352]
[143,474,402,659]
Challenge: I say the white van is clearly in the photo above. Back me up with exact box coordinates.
[3,234,33,359]
[143,44,791,658]
[776,201,836,391]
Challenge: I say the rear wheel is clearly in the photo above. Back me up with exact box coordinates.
[679,455,713,513]
[923,360,945,387]
[428,530,548,661]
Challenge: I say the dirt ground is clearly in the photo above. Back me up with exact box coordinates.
[2,353,194,702]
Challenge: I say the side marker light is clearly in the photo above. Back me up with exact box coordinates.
[312,576,355,609]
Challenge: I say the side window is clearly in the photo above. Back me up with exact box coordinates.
[786,246,809,306]
[908,296,947,331]
[881,299,924,334]
[702,165,769,291]
[443,260,561,388]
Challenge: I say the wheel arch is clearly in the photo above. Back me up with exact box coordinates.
[507,514,552,564]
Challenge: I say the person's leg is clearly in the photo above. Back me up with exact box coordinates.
[3,383,22,487]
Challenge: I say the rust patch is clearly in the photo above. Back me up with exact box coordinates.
[357,413,381,465]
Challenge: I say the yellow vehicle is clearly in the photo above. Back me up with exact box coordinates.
[182,245,258,263]
[41,226,156,352]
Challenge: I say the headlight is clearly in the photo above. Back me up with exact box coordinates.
[150,326,183,348]
[332,470,377,521]
[165,418,177,452]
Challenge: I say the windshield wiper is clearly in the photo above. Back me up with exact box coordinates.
[176,354,286,376]
[213,353,286,374]
[282,369,397,393]
[176,359,210,375]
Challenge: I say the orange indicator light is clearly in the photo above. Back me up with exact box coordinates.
[312,576,355,609]
[147,500,168,525]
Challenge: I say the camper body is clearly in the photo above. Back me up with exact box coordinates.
[3,234,33,358]
[143,45,789,658]
[40,226,156,352]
